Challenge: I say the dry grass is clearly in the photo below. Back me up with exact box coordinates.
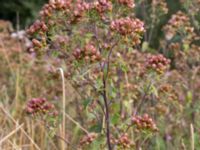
[0,20,82,150]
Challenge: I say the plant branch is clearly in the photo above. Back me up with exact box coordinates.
[101,39,119,150]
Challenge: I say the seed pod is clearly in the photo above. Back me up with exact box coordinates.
[32,39,42,48]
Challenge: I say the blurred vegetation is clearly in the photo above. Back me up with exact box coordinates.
[0,0,48,28]
[0,0,188,42]
[0,0,180,29]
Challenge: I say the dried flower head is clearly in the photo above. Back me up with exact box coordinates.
[132,114,158,132]
[111,17,144,45]
[79,132,98,146]
[163,11,196,41]
[27,20,48,35]
[26,98,57,116]
[118,0,135,8]
[146,54,170,73]
[72,0,90,21]
[116,133,134,148]
[93,0,113,16]
[111,17,144,36]
[152,0,168,14]
[73,43,101,63]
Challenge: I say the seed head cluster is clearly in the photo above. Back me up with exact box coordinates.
[146,54,170,73]
[118,0,135,8]
[39,1,68,19]
[27,20,48,35]
[26,98,58,116]
[115,133,133,148]
[152,0,168,14]
[93,0,113,16]
[72,0,90,21]
[79,133,98,146]
[73,43,101,63]
[111,17,144,36]
[132,114,158,132]
[163,11,195,40]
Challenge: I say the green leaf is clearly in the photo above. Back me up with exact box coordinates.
[111,113,120,125]
[51,50,59,57]
[183,44,189,52]
[83,98,92,109]
[186,91,193,104]
[119,61,128,72]
[111,103,120,113]
[90,123,102,133]
[150,85,158,98]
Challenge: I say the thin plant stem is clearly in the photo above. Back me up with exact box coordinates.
[65,113,89,134]
[101,40,119,150]
[103,39,120,150]
[102,75,112,150]
[190,124,194,150]
[58,68,67,150]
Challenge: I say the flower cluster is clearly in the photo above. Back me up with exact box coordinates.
[158,83,179,102]
[39,1,67,19]
[93,0,113,16]
[132,114,158,132]
[72,0,90,22]
[159,84,173,93]
[111,17,144,36]
[27,0,89,33]
[26,98,58,116]
[116,133,133,148]
[168,11,190,28]
[26,20,49,51]
[79,133,98,146]
[27,20,48,35]
[118,0,135,8]
[180,0,200,13]
[152,0,168,14]
[187,45,200,65]
[73,43,101,63]
[41,0,90,23]
[163,11,195,41]
[32,39,43,50]
[168,43,200,70]
[146,54,170,73]
[111,17,144,45]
